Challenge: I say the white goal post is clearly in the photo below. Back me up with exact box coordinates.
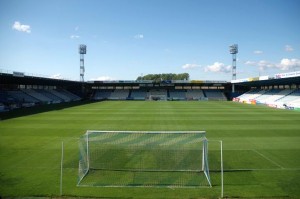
[78,130,212,188]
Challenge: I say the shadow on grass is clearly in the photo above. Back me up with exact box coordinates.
[0,100,97,121]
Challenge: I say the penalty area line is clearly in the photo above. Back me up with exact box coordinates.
[252,149,284,169]
[222,168,300,171]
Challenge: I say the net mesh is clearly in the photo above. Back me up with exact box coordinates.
[78,131,211,187]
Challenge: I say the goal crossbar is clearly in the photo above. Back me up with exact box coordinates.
[86,130,207,134]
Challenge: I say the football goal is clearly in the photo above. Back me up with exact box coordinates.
[148,95,167,101]
[78,130,212,188]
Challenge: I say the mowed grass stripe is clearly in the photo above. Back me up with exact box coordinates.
[1,101,300,198]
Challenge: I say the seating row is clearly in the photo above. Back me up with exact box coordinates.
[235,89,300,108]
[93,89,227,101]
[0,89,81,110]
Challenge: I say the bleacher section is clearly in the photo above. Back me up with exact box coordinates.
[130,90,147,100]
[186,90,206,100]
[148,89,167,97]
[204,90,227,101]
[257,89,294,104]
[148,89,168,100]
[93,90,112,100]
[109,90,129,100]
[288,95,300,108]
[92,89,226,101]
[0,90,18,104]
[0,89,81,110]
[275,89,300,107]
[236,89,267,102]
[58,89,81,101]
[48,89,72,102]
[235,89,300,109]
[22,89,52,103]
[169,90,186,100]
[7,90,39,103]
[36,89,63,103]
[254,89,281,103]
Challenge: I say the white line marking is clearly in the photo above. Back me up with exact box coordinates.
[252,149,284,169]
[222,168,300,171]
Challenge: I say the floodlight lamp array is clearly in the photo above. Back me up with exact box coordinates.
[229,44,238,54]
[79,44,87,54]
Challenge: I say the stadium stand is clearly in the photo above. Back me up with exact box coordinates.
[274,89,300,106]
[288,96,300,108]
[109,89,129,100]
[36,89,63,103]
[0,88,81,110]
[22,89,52,103]
[186,90,206,100]
[48,89,72,102]
[58,89,81,101]
[7,90,40,103]
[204,90,227,101]
[93,90,112,100]
[169,90,186,100]
[0,102,6,112]
[237,89,267,102]
[130,90,147,100]
[93,89,225,101]
[148,89,167,100]
[0,90,16,104]
[235,88,300,109]
[254,89,279,102]
[2,69,300,111]
[260,89,294,104]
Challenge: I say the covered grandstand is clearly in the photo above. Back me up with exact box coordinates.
[1,70,300,111]
[0,71,83,111]
[232,71,300,110]
[89,80,229,101]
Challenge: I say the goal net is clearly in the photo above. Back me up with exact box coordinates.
[148,95,167,101]
[78,131,211,188]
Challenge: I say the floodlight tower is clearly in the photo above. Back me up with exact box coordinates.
[229,44,238,93]
[79,44,87,82]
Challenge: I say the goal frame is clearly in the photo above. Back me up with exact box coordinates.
[78,130,212,188]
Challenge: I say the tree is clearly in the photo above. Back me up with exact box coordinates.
[136,73,190,81]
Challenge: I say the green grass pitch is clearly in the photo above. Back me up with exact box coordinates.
[0,101,300,198]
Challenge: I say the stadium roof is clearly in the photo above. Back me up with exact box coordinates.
[1,71,299,89]
[0,72,81,86]
[233,76,300,87]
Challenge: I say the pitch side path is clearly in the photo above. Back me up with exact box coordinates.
[0,101,299,198]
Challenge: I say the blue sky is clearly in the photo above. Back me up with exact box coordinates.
[0,0,300,81]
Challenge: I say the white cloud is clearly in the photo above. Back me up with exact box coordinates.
[12,21,31,33]
[254,50,263,54]
[204,62,231,73]
[277,58,300,70]
[285,45,294,52]
[245,58,300,71]
[245,60,275,71]
[134,34,144,39]
[75,26,79,31]
[70,35,80,39]
[245,61,256,65]
[49,73,63,79]
[257,60,275,70]
[90,76,115,81]
[182,63,200,69]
